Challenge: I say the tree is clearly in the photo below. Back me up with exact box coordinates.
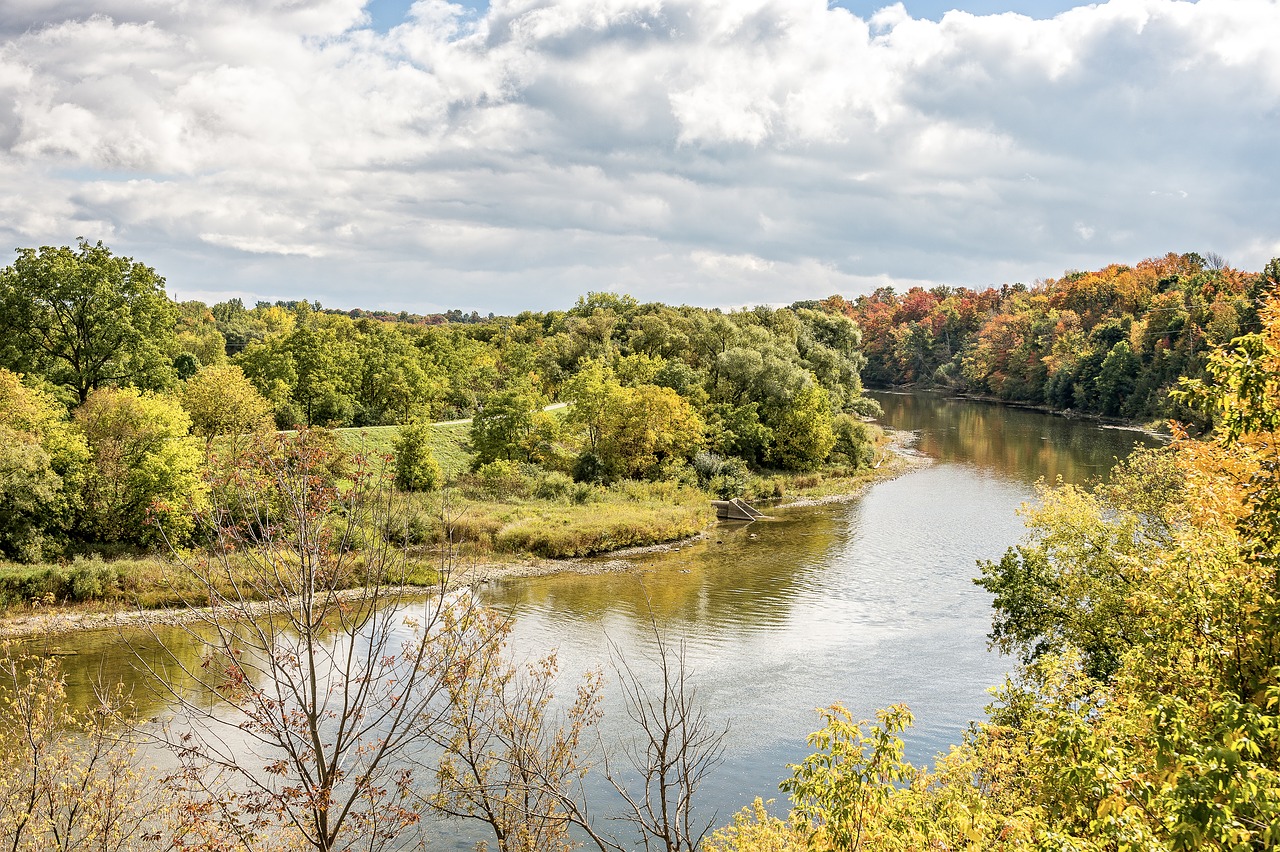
[598,385,705,480]
[153,429,496,852]
[393,420,442,491]
[180,364,273,456]
[0,370,88,561]
[780,704,916,852]
[74,387,203,545]
[429,609,605,852]
[0,241,177,403]
[563,360,622,454]
[976,447,1189,682]
[286,315,356,426]
[603,627,728,852]
[470,380,544,465]
[768,384,835,471]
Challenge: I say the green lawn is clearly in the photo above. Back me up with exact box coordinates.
[333,421,473,478]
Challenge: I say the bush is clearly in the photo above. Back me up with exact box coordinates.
[384,507,436,546]
[67,554,120,602]
[469,460,531,500]
[693,451,750,498]
[709,457,750,498]
[0,553,122,607]
[848,396,884,418]
[0,564,52,608]
[656,457,698,487]
[833,415,875,469]
[692,451,725,485]
[533,471,574,501]
[573,451,610,484]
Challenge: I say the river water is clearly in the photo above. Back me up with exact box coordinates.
[28,391,1156,845]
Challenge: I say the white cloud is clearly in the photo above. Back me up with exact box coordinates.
[0,0,1278,313]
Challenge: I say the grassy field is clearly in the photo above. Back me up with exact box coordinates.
[334,421,473,478]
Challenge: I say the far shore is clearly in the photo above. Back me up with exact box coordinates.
[0,436,928,642]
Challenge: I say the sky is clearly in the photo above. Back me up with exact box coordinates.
[0,0,1277,315]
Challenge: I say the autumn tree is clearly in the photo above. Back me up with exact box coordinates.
[563,359,621,454]
[0,241,178,403]
[598,385,705,480]
[429,609,605,852]
[0,652,161,852]
[153,429,495,852]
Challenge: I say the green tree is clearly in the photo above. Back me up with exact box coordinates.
[1094,340,1141,417]
[563,359,622,453]
[393,420,442,492]
[780,704,917,852]
[180,364,273,456]
[0,370,89,561]
[769,384,836,471]
[74,387,204,544]
[470,380,544,465]
[173,299,228,368]
[0,241,178,403]
[286,314,355,426]
[235,335,301,428]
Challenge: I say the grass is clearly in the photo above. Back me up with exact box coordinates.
[333,421,473,479]
[390,481,713,560]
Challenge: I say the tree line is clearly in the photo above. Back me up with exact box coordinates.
[0,240,878,563]
[830,252,1280,426]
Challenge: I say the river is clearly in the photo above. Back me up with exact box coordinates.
[26,391,1157,846]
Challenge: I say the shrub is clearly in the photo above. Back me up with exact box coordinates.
[708,457,750,498]
[533,471,574,501]
[692,451,725,486]
[384,506,437,546]
[469,460,530,501]
[573,451,610,484]
[848,396,884,418]
[67,554,120,602]
[833,415,875,469]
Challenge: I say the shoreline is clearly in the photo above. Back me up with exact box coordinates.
[0,439,928,642]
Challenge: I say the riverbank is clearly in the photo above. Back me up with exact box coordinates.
[0,437,926,641]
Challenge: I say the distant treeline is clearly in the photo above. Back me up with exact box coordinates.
[828,252,1280,426]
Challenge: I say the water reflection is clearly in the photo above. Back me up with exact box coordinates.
[871,390,1157,484]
